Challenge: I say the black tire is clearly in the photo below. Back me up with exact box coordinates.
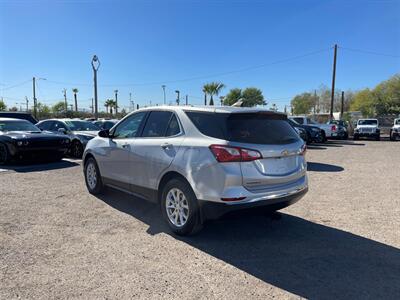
[375,134,380,141]
[389,131,395,141]
[306,132,312,145]
[71,140,84,158]
[160,178,203,236]
[343,132,348,140]
[353,134,359,140]
[321,131,327,143]
[84,157,105,195]
[0,143,9,165]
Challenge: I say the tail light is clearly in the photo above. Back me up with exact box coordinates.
[331,125,337,131]
[209,144,262,162]
[300,144,307,156]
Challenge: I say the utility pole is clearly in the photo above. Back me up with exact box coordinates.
[91,98,94,114]
[129,92,134,111]
[175,90,180,105]
[62,89,67,116]
[314,89,317,115]
[204,92,207,106]
[32,77,37,119]
[114,90,118,115]
[330,44,338,120]
[340,91,345,119]
[162,85,166,105]
[91,55,100,120]
[25,96,29,112]
[185,95,188,105]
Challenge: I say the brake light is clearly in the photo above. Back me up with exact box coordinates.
[209,144,262,162]
[331,125,337,131]
[300,144,307,156]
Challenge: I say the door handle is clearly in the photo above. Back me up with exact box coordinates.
[161,143,172,150]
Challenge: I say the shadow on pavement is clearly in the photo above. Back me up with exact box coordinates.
[323,141,366,146]
[307,162,344,172]
[96,189,400,299]
[307,145,327,150]
[0,159,79,173]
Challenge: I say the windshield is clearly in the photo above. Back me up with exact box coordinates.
[358,119,378,126]
[65,121,99,131]
[186,111,300,145]
[395,119,400,125]
[0,120,41,132]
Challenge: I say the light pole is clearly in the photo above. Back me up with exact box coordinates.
[62,88,67,116]
[175,90,180,105]
[114,89,118,115]
[32,77,46,119]
[162,85,166,105]
[91,55,100,120]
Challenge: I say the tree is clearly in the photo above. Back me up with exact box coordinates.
[9,106,18,112]
[291,92,315,115]
[350,89,376,117]
[202,82,225,106]
[0,99,6,111]
[52,101,66,115]
[242,87,265,107]
[37,102,51,119]
[223,88,242,106]
[72,88,79,112]
[105,99,116,114]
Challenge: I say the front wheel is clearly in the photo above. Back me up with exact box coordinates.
[71,140,84,158]
[0,143,9,165]
[84,157,105,195]
[161,178,202,236]
[375,134,380,141]
[390,131,395,141]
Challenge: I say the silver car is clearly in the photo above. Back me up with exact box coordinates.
[83,106,308,235]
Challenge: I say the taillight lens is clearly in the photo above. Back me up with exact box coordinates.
[331,125,337,131]
[209,144,262,162]
[300,144,307,156]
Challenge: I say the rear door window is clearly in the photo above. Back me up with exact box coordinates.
[186,111,299,145]
[37,121,53,130]
[141,111,173,137]
[292,117,304,124]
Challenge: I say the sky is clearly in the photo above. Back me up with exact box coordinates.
[0,0,399,112]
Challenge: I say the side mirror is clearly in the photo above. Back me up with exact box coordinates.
[58,128,67,134]
[98,129,110,138]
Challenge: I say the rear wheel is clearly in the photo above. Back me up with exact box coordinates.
[161,178,202,236]
[353,134,359,140]
[0,143,9,165]
[321,131,327,143]
[84,157,105,195]
[375,134,380,141]
[389,130,395,141]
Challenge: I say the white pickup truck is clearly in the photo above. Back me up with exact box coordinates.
[288,116,338,140]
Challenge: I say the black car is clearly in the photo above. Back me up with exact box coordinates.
[0,118,71,164]
[287,119,324,144]
[328,120,348,140]
[93,119,118,130]
[0,112,38,124]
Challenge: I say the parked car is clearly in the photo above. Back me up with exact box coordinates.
[287,118,325,144]
[354,119,380,140]
[0,118,70,164]
[93,119,118,130]
[82,107,308,235]
[294,126,308,142]
[328,120,348,139]
[36,119,100,158]
[0,112,38,124]
[289,116,338,140]
[389,118,400,141]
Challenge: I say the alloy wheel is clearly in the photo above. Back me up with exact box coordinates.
[86,162,97,190]
[165,188,189,227]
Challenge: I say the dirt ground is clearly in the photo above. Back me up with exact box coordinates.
[1,140,399,299]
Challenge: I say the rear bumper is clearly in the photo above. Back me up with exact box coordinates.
[199,186,308,221]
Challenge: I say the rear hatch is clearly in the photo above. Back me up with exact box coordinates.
[224,113,306,192]
[186,111,306,193]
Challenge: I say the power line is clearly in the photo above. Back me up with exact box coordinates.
[43,47,331,87]
[0,79,32,91]
[340,46,400,58]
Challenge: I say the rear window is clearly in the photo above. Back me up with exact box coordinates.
[186,111,299,145]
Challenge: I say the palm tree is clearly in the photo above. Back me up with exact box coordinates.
[72,88,79,112]
[104,99,113,114]
[107,99,117,115]
[202,82,225,106]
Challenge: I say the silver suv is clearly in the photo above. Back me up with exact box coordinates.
[83,106,308,235]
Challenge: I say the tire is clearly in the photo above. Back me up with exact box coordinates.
[389,131,395,141]
[84,157,105,195]
[71,140,84,158]
[375,134,380,141]
[343,132,348,140]
[353,134,359,140]
[161,178,203,236]
[306,132,312,145]
[0,143,9,165]
[321,131,327,143]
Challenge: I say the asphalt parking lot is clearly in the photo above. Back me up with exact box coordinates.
[1,140,399,299]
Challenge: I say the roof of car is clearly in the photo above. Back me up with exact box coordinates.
[0,117,29,122]
[135,105,285,115]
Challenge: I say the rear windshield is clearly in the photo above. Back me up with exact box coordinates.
[65,121,100,131]
[186,111,299,145]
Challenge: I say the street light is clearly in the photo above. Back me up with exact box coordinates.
[91,55,100,120]
[175,90,180,105]
[161,85,166,105]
